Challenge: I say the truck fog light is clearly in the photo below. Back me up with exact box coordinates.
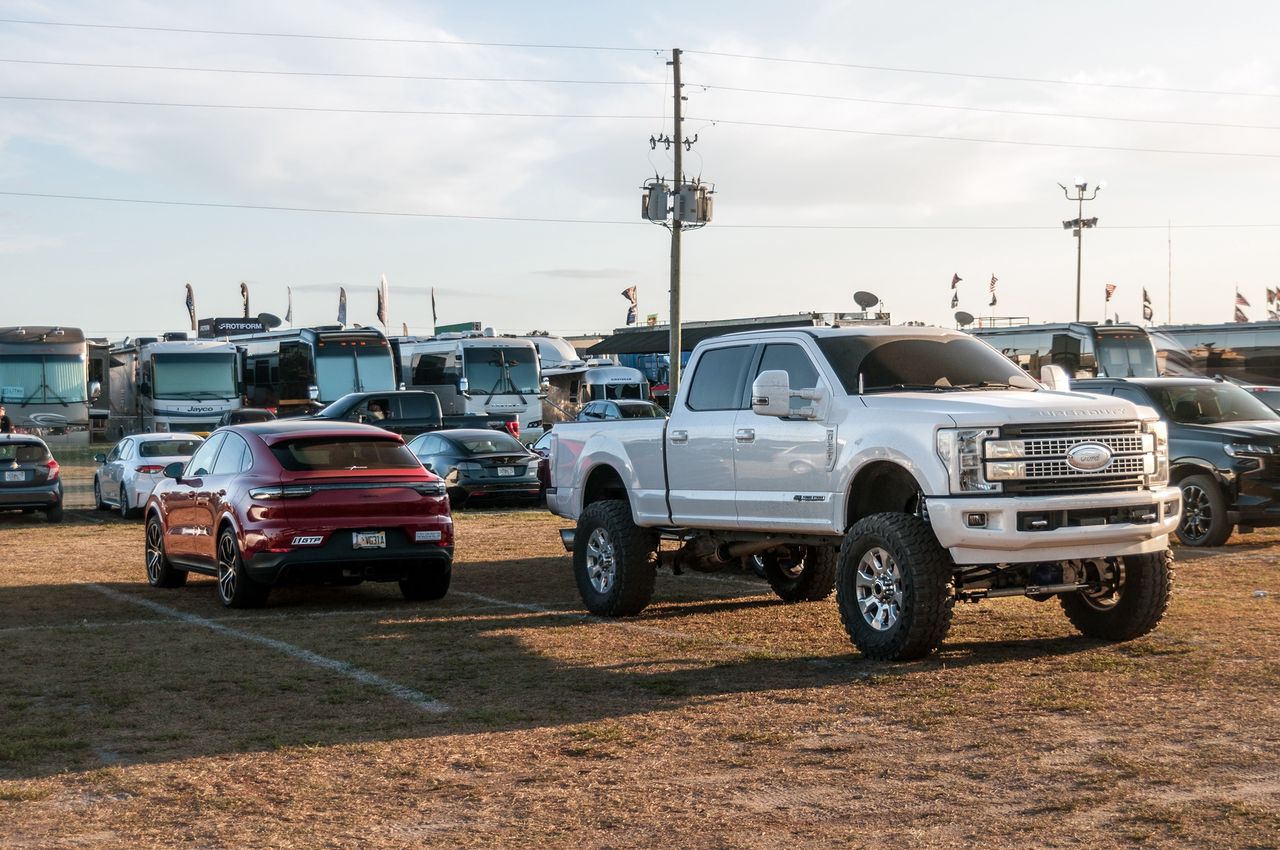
[986,461,1026,481]
[965,512,987,528]
[1163,498,1181,517]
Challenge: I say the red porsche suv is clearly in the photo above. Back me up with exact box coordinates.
[143,420,453,607]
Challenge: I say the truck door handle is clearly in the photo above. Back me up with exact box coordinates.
[735,428,756,443]
[669,430,689,445]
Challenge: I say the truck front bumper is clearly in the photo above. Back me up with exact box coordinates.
[928,486,1182,565]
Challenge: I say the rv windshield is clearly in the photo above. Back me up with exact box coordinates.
[816,335,1039,394]
[589,382,649,401]
[315,344,396,401]
[152,353,238,399]
[465,346,539,397]
[0,354,87,404]
[1095,332,1157,378]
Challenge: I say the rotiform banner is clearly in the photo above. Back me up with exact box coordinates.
[198,317,268,338]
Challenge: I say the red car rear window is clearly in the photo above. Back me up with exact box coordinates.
[269,438,422,471]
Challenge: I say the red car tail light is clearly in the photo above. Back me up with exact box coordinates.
[248,485,315,500]
[46,459,60,481]
[136,464,165,474]
[505,420,520,439]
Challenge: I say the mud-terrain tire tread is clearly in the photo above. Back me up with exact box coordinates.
[573,499,658,617]
[836,513,955,661]
[763,545,837,603]
[1060,549,1174,641]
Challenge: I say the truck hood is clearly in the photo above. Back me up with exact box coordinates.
[858,389,1147,427]
[1175,420,1280,441]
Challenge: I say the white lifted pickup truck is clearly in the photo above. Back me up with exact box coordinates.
[547,326,1180,660]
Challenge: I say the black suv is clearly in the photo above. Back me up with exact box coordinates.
[1075,377,1280,546]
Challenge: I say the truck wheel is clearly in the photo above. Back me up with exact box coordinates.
[836,513,955,661]
[1176,474,1232,547]
[761,545,836,603]
[573,500,658,617]
[400,562,451,601]
[1060,549,1173,641]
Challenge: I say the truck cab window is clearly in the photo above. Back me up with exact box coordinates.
[686,346,753,411]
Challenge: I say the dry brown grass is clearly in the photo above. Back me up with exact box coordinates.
[0,508,1277,849]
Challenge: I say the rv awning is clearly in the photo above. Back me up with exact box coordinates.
[585,319,820,355]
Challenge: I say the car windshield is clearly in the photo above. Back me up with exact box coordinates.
[269,438,422,471]
[138,439,202,458]
[1151,384,1280,424]
[816,334,1040,394]
[619,402,666,418]
[452,433,527,455]
[0,442,48,462]
[152,353,238,399]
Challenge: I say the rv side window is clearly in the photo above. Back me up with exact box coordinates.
[411,352,451,386]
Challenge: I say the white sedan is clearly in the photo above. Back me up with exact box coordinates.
[93,433,204,518]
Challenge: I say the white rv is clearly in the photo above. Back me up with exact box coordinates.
[109,338,242,436]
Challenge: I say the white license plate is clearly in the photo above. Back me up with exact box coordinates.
[497,467,515,477]
[3,471,24,482]
[352,531,386,549]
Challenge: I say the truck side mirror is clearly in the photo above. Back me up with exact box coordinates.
[1040,364,1071,391]
[458,377,470,397]
[751,371,795,418]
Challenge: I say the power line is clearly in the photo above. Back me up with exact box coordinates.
[692,115,1280,159]
[4,189,1279,230]
[0,17,661,53]
[0,57,663,87]
[0,94,659,120]
[694,83,1280,133]
[684,49,1280,99]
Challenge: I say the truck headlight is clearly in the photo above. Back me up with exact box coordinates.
[936,428,1000,493]
[1146,419,1169,486]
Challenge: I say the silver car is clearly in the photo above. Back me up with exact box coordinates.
[93,433,203,518]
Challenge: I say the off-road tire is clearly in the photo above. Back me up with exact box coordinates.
[1176,474,1232,547]
[400,561,452,601]
[216,528,269,608]
[93,478,108,511]
[145,514,188,588]
[1060,549,1174,641]
[836,513,955,661]
[762,545,837,602]
[573,499,658,617]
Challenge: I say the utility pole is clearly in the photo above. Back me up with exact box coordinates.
[668,47,684,398]
[1059,180,1101,322]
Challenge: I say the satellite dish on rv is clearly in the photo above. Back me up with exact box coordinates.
[955,311,975,327]
[257,312,282,329]
[853,291,880,310]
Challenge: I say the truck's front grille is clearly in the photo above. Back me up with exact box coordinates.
[989,422,1150,495]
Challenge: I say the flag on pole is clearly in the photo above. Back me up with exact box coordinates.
[1142,288,1153,322]
[284,286,293,325]
[622,286,638,325]
[402,322,409,337]
[1105,283,1117,302]
[1236,291,1250,307]
[1269,309,1280,322]
[950,292,959,309]
[1235,305,1249,323]
[184,284,196,331]
[337,287,347,325]
[376,274,389,328]
[240,282,250,318]
[431,288,438,334]
[988,274,998,307]
[1267,287,1277,305]
[950,273,961,289]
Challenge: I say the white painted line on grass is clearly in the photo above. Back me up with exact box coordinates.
[87,584,450,715]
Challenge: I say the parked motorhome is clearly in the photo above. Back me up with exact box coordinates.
[391,335,543,434]
[236,326,397,416]
[970,322,1158,379]
[109,337,242,436]
[0,326,98,445]
[1153,323,1280,384]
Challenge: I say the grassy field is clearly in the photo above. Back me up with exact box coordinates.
[0,508,1277,849]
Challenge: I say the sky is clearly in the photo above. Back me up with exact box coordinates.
[1,0,1278,340]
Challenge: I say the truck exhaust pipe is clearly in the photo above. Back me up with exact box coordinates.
[559,529,575,552]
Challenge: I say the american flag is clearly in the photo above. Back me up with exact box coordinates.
[240,281,250,318]
[1268,287,1277,305]
[1142,288,1153,322]
[1235,305,1249,323]
[1104,283,1117,302]
[621,286,638,325]
[1236,291,1251,307]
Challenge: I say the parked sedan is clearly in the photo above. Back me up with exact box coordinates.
[1075,376,1280,546]
[144,420,453,607]
[0,434,63,523]
[405,428,540,507]
[94,433,203,518]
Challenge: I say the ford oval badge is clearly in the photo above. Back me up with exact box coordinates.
[1066,442,1112,472]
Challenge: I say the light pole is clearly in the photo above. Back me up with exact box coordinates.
[1060,179,1102,322]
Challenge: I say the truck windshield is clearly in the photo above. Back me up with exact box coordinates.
[152,353,238,399]
[1150,383,1280,424]
[464,346,539,397]
[315,345,396,401]
[0,354,87,404]
[1094,332,1157,378]
[816,335,1039,394]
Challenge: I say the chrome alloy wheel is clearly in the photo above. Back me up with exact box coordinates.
[855,547,904,631]
[1180,482,1213,543]
[217,534,238,603]
[584,527,617,594]
[145,520,164,584]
